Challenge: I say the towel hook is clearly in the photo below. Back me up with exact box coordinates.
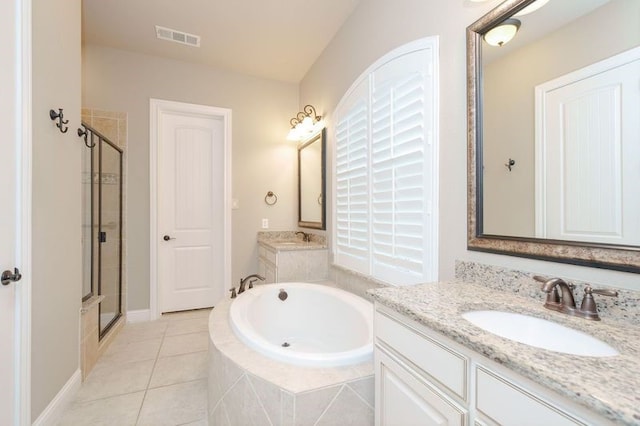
[49,108,69,133]
[77,125,96,148]
[264,191,278,205]
[505,158,516,172]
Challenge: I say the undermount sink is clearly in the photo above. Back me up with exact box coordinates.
[462,310,619,357]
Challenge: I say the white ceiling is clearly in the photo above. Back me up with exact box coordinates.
[82,0,361,83]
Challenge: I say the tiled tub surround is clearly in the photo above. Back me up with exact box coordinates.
[368,280,640,425]
[208,299,375,425]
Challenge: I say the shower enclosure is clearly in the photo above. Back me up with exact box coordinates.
[81,123,123,338]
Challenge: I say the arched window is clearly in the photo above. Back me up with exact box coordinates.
[333,37,439,285]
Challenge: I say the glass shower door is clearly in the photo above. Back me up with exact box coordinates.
[98,138,123,337]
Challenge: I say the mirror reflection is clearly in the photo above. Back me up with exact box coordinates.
[298,129,326,229]
[480,0,640,246]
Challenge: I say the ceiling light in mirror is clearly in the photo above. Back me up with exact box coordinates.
[484,18,521,47]
[514,0,551,16]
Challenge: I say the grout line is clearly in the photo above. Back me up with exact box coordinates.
[313,385,344,426]
[134,318,166,425]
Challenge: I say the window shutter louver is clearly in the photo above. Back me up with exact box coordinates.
[333,38,438,286]
[335,95,370,273]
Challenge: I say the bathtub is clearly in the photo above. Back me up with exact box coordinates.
[229,282,373,367]
[208,282,375,425]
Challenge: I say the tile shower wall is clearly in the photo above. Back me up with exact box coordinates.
[79,108,128,379]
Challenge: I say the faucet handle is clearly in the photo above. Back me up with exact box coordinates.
[585,285,618,298]
[579,286,618,320]
[229,287,237,299]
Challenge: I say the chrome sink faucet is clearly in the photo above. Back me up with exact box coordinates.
[238,273,265,295]
[534,276,618,321]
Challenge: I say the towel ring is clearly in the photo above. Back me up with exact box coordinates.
[265,191,278,205]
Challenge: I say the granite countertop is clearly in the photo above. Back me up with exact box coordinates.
[257,230,327,251]
[368,281,640,425]
[258,239,327,251]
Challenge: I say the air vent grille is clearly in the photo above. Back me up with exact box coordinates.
[155,25,200,47]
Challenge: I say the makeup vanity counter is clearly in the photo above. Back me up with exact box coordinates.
[368,281,640,425]
[257,231,328,283]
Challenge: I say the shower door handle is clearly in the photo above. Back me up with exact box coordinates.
[163,235,175,241]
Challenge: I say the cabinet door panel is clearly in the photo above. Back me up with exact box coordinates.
[376,349,466,426]
[476,367,585,426]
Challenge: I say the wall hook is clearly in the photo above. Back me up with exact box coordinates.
[77,125,96,148]
[49,108,69,133]
[505,158,516,172]
[264,191,278,205]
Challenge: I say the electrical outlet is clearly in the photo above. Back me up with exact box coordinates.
[261,218,269,229]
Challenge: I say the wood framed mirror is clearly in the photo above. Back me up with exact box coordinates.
[298,128,326,230]
[467,0,640,272]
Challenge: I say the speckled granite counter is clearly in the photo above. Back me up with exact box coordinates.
[257,231,327,251]
[368,281,640,425]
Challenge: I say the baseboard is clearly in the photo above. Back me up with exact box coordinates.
[126,309,151,323]
[32,368,81,426]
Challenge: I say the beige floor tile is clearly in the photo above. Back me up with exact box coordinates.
[160,308,212,322]
[159,332,209,357]
[149,351,208,388]
[57,391,144,426]
[165,317,209,336]
[114,321,168,344]
[137,379,208,426]
[75,359,155,403]
[99,337,162,364]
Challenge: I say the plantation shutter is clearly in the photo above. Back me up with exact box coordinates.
[335,80,370,273]
[333,38,438,285]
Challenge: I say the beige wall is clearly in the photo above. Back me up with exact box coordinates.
[483,0,640,236]
[82,45,300,310]
[32,0,82,419]
[300,0,639,290]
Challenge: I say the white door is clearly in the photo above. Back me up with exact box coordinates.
[1,0,28,423]
[155,104,229,313]
[536,49,640,245]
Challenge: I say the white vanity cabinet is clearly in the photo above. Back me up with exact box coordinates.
[257,243,328,283]
[374,304,613,426]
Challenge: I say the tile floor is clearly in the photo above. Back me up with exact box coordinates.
[59,309,212,426]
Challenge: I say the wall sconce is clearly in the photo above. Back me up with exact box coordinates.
[286,104,324,141]
[484,18,521,47]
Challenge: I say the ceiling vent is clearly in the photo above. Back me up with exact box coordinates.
[155,25,200,47]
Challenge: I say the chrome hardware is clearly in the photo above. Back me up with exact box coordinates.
[278,289,288,301]
[535,276,618,321]
[163,235,175,241]
[295,231,311,242]
[238,274,265,294]
[229,287,237,299]
[1,267,22,286]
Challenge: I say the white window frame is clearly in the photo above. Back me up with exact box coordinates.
[331,37,439,286]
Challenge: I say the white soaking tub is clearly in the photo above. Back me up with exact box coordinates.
[229,282,373,367]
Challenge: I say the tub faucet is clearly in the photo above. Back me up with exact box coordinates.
[238,274,265,294]
[296,231,311,242]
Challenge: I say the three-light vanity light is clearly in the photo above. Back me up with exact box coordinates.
[286,104,324,141]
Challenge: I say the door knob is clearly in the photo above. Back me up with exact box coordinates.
[163,235,175,241]
[1,267,22,286]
